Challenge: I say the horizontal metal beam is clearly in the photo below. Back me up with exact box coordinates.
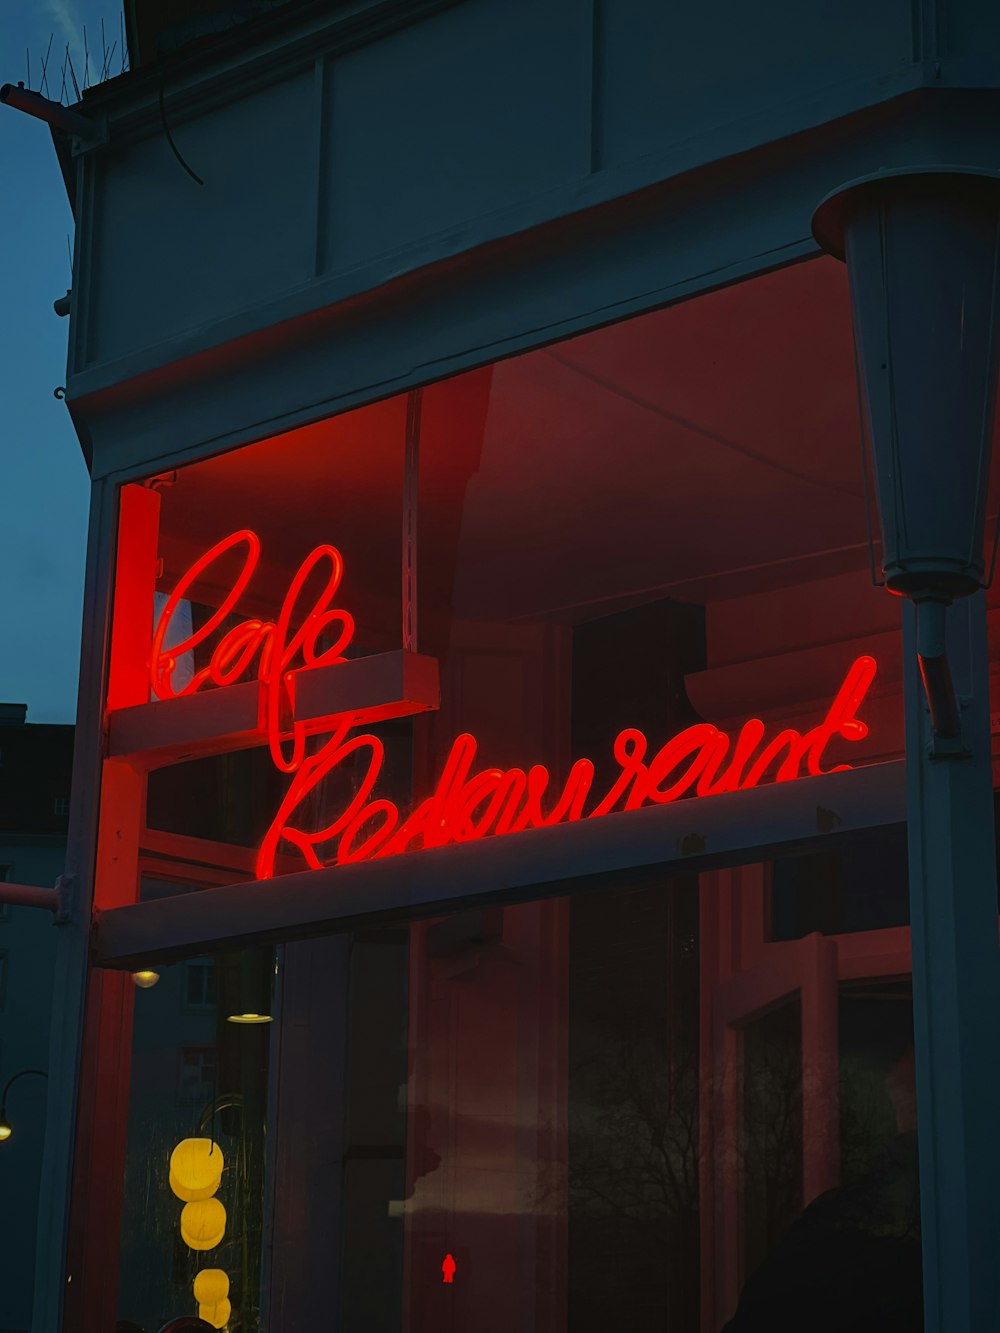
[95,761,905,967]
[106,650,439,769]
[138,827,302,881]
[0,881,61,912]
[0,83,99,142]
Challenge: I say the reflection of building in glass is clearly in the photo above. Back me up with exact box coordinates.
[179,1047,217,1107]
[183,959,217,1010]
[118,949,271,1332]
[0,704,71,1332]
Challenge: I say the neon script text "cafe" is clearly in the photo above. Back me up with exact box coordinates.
[148,533,879,880]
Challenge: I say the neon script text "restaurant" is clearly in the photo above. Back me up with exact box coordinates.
[148,533,878,879]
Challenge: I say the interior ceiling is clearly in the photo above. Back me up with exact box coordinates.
[453,254,867,618]
[158,254,876,627]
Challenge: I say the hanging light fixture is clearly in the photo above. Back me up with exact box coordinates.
[199,1297,232,1329]
[170,1169,219,1204]
[194,1267,232,1330]
[813,168,1000,739]
[180,1197,227,1251]
[0,1069,47,1144]
[130,969,160,989]
[193,1269,230,1306]
[222,945,274,1024]
[169,1138,224,1200]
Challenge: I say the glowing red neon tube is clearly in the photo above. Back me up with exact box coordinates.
[254,655,877,877]
[147,533,878,881]
[149,530,354,771]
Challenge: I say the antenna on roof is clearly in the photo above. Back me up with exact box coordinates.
[40,34,54,98]
[66,47,80,101]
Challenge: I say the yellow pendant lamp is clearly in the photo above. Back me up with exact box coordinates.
[180,1197,227,1251]
[169,1169,219,1203]
[199,1297,232,1329]
[169,1138,223,1201]
[193,1269,230,1306]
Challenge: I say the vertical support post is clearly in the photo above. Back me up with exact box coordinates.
[800,932,839,1206]
[32,481,115,1332]
[33,480,162,1332]
[903,592,1000,1331]
[265,936,351,1328]
[64,482,161,1329]
[402,389,421,655]
[95,482,160,910]
[63,970,136,1332]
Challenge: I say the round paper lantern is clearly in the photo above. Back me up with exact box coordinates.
[180,1198,226,1251]
[193,1269,230,1306]
[169,1170,218,1203]
[199,1297,232,1329]
[170,1138,223,1198]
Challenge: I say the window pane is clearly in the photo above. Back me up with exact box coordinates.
[769,824,910,938]
[104,255,920,1327]
[102,254,902,909]
[252,842,919,1330]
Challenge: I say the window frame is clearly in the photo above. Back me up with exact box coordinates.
[94,760,905,968]
[42,224,903,1330]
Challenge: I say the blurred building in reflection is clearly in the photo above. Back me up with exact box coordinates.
[0,705,71,1332]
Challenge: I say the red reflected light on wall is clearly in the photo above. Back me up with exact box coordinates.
[145,533,879,881]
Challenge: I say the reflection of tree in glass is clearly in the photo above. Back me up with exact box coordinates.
[741,1001,803,1277]
[563,1031,699,1226]
[839,1052,900,1186]
[557,879,700,1328]
[544,1014,700,1330]
[838,983,915,1189]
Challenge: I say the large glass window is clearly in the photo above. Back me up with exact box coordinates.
[117,845,919,1330]
[101,253,919,1329]
[100,255,900,905]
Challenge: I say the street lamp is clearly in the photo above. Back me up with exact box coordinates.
[0,1068,48,1143]
[813,168,1000,739]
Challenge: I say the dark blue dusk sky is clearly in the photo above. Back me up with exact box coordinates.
[1,3,125,723]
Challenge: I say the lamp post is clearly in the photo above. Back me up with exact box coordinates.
[813,168,1000,1333]
[0,1068,48,1141]
[814,169,1000,740]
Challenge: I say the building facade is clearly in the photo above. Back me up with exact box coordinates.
[0,707,72,1333]
[10,1,1000,1329]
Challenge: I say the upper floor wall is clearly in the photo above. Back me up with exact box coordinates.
[62,0,1000,475]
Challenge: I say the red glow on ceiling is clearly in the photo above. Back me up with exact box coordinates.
[148,533,878,882]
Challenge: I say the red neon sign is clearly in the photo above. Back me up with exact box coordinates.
[150,530,354,773]
[150,535,878,881]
